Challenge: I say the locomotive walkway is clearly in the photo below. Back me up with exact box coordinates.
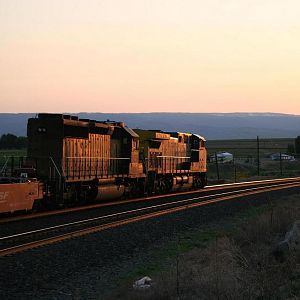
[1,177,300,257]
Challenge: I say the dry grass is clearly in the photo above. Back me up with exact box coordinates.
[112,194,300,300]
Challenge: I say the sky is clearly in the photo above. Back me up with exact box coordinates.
[1,0,300,114]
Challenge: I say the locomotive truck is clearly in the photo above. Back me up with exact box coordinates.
[0,113,207,213]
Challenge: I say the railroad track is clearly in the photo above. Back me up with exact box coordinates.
[1,176,300,225]
[1,177,300,257]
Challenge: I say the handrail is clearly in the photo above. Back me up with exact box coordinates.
[65,157,130,160]
[0,157,10,176]
[49,157,63,178]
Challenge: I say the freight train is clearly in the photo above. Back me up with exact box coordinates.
[0,113,207,213]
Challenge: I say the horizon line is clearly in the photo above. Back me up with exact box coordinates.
[0,111,300,117]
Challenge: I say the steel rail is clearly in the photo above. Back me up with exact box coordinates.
[0,180,299,257]
[1,177,300,224]
[0,180,297,241]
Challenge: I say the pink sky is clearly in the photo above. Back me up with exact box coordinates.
[1,0,300,113]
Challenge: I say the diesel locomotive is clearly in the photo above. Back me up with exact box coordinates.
[0,113,207,213]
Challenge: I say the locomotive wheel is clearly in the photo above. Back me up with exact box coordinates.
[194,176,203,188]
[31,199,42,213]
[124,180,145,198]
[155,178,169,195]
[194,174,207,188]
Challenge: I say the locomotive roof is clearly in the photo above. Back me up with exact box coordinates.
[193,134,206,141]
[36,113,138,134]
[168,131,206,141]
[123,126,139,138]
[35,114,205,140]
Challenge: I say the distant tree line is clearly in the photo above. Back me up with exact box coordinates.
[296,136,300,154]
[0,134,27,149]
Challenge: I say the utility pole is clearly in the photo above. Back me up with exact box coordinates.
[215,152,220,181]
[257,136,260,176]
[233,157,237,182]
[280,152,283,176]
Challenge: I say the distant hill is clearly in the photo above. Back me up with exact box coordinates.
[0,112,300,140]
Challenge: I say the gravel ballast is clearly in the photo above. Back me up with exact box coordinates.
[1,187,299,299]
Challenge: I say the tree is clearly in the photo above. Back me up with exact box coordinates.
[295,136,300,154]
[0,134,27,149]
[16,136,27,149]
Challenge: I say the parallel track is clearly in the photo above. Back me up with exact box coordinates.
[1,177,300,257]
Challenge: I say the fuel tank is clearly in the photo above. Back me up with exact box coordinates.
[171,175,193,192]
[94,184,125,201]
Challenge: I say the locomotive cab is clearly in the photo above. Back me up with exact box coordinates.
[27,114,144,204]
[134,128,207,194]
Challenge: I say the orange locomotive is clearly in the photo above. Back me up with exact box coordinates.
[0,114,207,213]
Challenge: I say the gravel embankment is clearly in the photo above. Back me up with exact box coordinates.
[1,187,299,299]
[1,185,243,236]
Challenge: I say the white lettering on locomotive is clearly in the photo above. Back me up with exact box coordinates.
[0,191,9,201]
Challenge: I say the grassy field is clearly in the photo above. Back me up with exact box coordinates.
[110,194,300,300]
[0,149,27,157]
[206,138,300,182]
[0,149,27,169]
[206,138,295,157]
